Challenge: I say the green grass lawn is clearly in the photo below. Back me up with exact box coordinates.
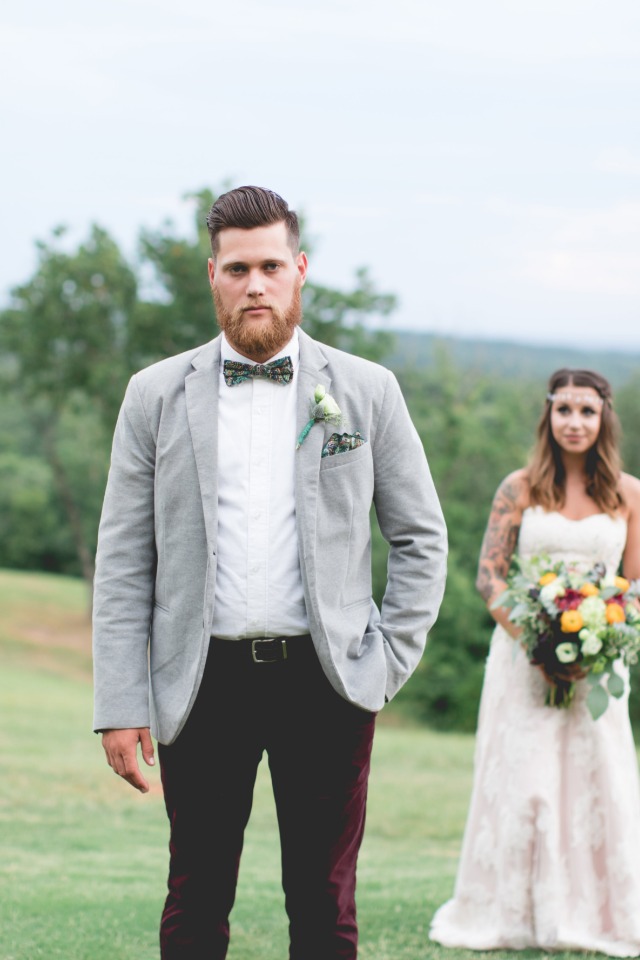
[0,570,619,959]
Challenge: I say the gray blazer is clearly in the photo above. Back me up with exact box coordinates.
[92,330,447,744]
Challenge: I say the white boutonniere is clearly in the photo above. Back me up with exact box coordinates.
[296,384,343,449]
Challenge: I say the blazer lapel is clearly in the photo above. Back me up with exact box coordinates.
[295,331,331,570]
[185,337,221,550]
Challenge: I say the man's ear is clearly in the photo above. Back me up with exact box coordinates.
[297,251,308,287]
[207,258,216,288]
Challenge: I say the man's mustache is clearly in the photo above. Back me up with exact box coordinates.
[239,303,274,313]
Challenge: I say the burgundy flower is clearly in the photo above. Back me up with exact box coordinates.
[555,589,583,612]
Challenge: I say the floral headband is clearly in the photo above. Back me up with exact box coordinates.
[547,390,605,407]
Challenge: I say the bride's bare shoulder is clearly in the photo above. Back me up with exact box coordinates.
[620,472,640,510]
[494,468,530,511]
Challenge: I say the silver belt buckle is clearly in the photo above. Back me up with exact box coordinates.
[251,638,288,663]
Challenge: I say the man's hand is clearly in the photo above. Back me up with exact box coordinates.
[101,727,155,793]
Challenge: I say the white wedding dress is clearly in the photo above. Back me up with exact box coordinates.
[430,506,640,956]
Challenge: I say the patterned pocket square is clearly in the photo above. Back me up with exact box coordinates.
[321,432,367,458]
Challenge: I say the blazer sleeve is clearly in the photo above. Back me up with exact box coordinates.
[372,370,448,701]
[92,375,157,731]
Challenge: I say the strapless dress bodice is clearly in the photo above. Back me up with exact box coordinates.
[517,505,627,574]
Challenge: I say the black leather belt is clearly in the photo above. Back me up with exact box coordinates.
[211,634,314,664]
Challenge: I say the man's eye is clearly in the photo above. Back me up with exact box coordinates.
[264,263,279,272]
[229,265,247,274]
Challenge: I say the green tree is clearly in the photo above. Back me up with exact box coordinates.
[615,373,640,728]
[0,452,76,571]
[393,354,540,730]
[134,190,215,365]
[618,372,640,479]
[0,225,138,582]
[301,268,395,362]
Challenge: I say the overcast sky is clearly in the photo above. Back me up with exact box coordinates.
[2,0,640,348]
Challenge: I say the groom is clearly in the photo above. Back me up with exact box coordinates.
[93,185,447,959]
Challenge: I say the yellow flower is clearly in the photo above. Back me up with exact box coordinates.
[580,582,599,597]
[539,572,557,586]
[606,603,625,624]
[560,610,584,633]
[614,576,630,593]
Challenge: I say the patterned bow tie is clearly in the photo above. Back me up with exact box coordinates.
[223,356,294,387]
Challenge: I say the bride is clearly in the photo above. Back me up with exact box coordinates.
[430,368,640,956]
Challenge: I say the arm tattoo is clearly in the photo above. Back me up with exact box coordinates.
[476,478,522,603]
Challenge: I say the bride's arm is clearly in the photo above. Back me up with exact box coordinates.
[621,473,640,581]
[476,469,528,639]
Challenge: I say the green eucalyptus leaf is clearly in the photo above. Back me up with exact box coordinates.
[586,684,609,721]
[600,587,619,601]
[491,591,511,610]
[607,671,625,699]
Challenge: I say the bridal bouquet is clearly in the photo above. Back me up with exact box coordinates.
[494,558,640,719]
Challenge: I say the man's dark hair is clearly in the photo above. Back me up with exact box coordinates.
[206,185,300,258]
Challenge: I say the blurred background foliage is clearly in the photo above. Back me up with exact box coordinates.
[2,186,640,732]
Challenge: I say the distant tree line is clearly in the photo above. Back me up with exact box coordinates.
[2,187,640,731]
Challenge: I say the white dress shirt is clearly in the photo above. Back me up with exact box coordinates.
[211,329,310,639]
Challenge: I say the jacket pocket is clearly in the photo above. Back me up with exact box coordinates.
[319,439,372,472]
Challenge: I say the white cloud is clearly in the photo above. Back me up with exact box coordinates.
[415,193,464,208]
[4,0,640,73]
[181,0,640,61]
[523,249,640,296]
[520,203,640,295]
[595,148,640,177]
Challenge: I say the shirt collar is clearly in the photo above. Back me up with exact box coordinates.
[220,328,299,368]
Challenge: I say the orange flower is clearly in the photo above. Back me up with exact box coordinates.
[560,610,584,633]
[606,603,625,624]
[580,582,599,597]
[614,576,630,593]
[539,572,557,586]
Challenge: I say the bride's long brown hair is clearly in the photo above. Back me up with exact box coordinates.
[527,368,623,515]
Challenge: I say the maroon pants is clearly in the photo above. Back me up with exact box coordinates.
[158,636,376,960]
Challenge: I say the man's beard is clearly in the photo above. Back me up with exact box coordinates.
[212,285,303,360]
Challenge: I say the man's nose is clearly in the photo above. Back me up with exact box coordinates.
[246,269,266,296]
